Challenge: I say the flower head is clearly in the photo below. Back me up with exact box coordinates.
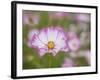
[61,58,75,67]
[29,27,69,56]
[76,14,90,23]
[28,27,80,57]
[27,29,39,47]
[23,13,40,26]
[67,32,80,52]
[49,12,68,19]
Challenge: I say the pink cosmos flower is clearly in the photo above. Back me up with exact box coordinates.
[49,12,68,19]
[61,58,75,67]
[23,14,40,26]
[67,32,80,52]
[27,29,39,47]
[76,13,90,22]
[28,27,80,57]
[29,27,69,56]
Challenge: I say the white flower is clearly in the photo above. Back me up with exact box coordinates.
[28,27,80,57]
[29,27,69,56]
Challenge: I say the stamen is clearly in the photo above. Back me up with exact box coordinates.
[48,41,55,49]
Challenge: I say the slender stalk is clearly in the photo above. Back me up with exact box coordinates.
[49,54,51,68]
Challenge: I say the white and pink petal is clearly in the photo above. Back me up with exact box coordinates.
[38,48,48,56]
[46,27,58,41]
[38,29,48,44]
[28,29,39,40]
[31,35,46,49]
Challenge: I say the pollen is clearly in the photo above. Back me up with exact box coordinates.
[48,41,55,49]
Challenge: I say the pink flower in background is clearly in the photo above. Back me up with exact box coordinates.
[67,32,80,52]
[23,14,40,26]
[61,58,75,67]
[76,14,90,22]
[49,12,68,19]
[29,27,69,56]
[27,29,39,47]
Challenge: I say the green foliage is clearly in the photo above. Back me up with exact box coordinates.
[74,57,89,66]
[37,12,49,29]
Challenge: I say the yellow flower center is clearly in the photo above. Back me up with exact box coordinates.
[48,41,55,49]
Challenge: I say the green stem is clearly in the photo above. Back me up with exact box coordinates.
[49,54,51,68]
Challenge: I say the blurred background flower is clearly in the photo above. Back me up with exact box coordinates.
[61,58,75,67]
[76,13,90,23]
[49,12,68,20]
[23,11,40,27]
[67,32,80,52]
